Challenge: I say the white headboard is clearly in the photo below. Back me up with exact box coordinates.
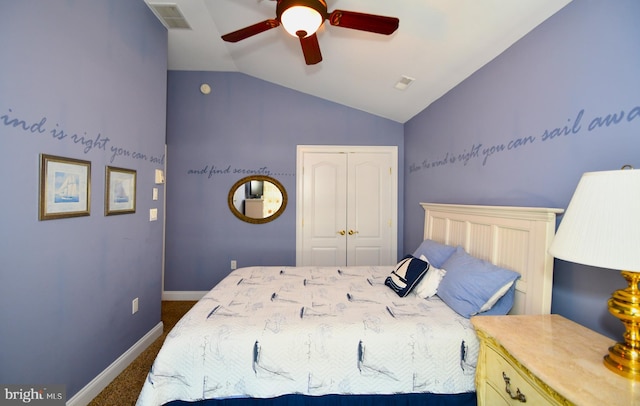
[421,203,563,315]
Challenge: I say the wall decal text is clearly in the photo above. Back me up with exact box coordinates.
[1,108,165,165]
[187,164,293,179]
[408,105,639,173]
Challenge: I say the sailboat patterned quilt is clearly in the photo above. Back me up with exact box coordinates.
[137,266,478,405]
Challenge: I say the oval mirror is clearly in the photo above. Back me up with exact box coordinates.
[228,175,287,224]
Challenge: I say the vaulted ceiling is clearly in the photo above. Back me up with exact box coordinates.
[145,0,572,123]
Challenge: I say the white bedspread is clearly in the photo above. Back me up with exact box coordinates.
[137,266,478,405]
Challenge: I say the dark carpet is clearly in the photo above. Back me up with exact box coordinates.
[88,301,196,406]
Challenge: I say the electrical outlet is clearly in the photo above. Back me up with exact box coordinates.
[231,260,237,270]
[132,298,139,314]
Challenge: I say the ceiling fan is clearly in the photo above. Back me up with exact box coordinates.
[221,0,399,65]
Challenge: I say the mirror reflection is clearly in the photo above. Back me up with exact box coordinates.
[228,175,287,224]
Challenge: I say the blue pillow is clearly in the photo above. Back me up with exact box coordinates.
[385,255,430,297]
[412,239,457,268]
[437,247,520,318]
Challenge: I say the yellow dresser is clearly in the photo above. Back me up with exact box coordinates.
[471,314,640,406]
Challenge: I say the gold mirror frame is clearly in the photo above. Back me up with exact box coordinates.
[228,175,288,224]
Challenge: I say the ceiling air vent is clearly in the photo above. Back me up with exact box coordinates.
[148,3,191,29]
[394,75,415,91]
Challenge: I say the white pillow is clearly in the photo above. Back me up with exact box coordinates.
[413,255,447,299]
[478,280,516,313]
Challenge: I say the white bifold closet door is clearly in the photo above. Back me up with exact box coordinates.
[297,146,397,266]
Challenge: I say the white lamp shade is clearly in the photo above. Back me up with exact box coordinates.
[281,6,323,38]
[549,169,640,272]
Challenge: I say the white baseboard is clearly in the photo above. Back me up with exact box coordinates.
[67,322,163,406]
[162,291,207,301]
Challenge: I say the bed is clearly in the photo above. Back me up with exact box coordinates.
[137,203,563,406]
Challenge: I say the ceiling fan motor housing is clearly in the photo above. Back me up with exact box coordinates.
[276,0,328,22]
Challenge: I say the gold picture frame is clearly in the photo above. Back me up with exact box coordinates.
[39,154,91,220]
[105,166,136,215]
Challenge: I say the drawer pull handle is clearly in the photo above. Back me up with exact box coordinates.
[502,372,527,403]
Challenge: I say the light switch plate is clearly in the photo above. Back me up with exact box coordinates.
[149,208,158,221]
[155,169,164,184]
[152,187,158,201]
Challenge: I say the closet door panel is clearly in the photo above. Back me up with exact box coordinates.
[301,153,347,266]
[347,152,393,266]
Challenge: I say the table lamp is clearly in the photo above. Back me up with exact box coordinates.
[548,166,640,380]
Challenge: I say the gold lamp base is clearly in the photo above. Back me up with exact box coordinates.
[604,271,640,380]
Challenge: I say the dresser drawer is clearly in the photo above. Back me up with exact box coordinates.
[484,345,556,405]
[484,382,511,406]
[473,315,638,406]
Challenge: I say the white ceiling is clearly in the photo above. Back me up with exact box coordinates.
[144,0,572,123]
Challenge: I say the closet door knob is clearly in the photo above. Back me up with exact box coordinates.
[348,230,359,235]
[337,230,346,235]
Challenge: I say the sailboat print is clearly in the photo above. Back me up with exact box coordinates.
[114,180,129,203]
[54,172,80,203]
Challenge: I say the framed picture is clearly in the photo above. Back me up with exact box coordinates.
[105,166,136,215]
[39,154,91,220]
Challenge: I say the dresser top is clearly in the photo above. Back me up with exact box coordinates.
[471,314,640,406]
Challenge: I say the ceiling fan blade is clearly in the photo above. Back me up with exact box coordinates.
[299,33,322,65]
[329,10,399,35]
[221,19,280,43]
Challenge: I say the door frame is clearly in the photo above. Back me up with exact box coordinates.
[296,145,398,266]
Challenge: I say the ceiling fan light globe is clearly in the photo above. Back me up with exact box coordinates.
[281,6,323,38]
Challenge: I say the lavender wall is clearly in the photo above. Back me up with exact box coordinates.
[0,1,167,398]
[164,71,404,291]
[1,0,636,398]
[404,0,640,338]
